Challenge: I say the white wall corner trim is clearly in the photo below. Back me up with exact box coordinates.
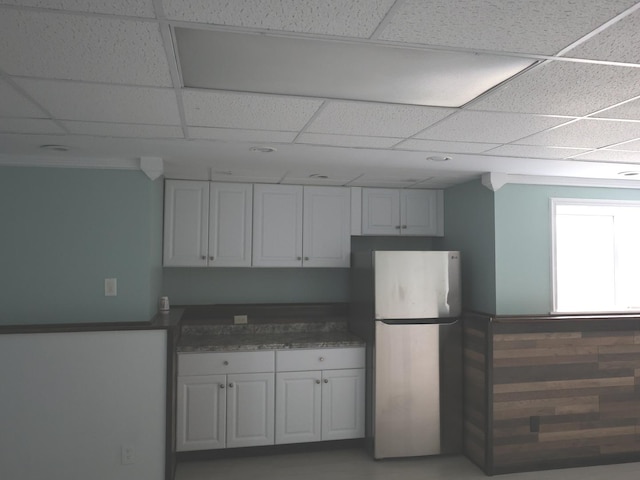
[140,156,164,180]
[481,172,508,191]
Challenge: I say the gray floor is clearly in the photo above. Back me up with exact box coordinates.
[174,448,640,480]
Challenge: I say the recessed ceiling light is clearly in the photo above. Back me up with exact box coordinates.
[426,155,452,162]
[214,170,233,175]
[618,171,640,176]
[250,146,277,153]
[309,174,329,179]
[40,144,70,152]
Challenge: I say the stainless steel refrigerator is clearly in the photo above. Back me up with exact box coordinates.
[349,250,462,459]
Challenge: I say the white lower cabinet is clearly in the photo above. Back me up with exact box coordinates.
[275,348,365,445]
[177,347,364,451]
[176,352,275,452]
[176,374,226,451]
[226,373,275,448]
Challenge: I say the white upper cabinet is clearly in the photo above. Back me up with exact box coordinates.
[253,184,351,268]
[401,189,443,236]
[303,186,351,268]
[164,180,253,267]
[361,188,400,236]
[361,188,443,236]
[252,184,304,267]
[209,183,253,267]
[163,180,210,267]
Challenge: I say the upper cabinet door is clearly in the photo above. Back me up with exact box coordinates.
[401,190,443,236]
[252,184,303,267]
[303,186,351,268]
[209,183,253,267]
[163,180,209,267]
[361,188,401,235]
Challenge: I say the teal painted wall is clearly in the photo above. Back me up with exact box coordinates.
[163,235,439,306]
[162,268,350,305]
[441,180,496,314]
[494,183,640,315]
[0,167,163,324]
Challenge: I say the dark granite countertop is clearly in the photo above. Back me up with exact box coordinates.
[177,320,365,353]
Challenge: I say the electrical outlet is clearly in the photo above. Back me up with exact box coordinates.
[121,445,135,465]
[105,278,117,297]
[234,315,248,324]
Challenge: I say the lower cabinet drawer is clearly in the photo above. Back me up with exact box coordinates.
[276,347,365,372]
[178,351,275,376]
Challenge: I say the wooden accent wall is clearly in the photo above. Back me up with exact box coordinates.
[490,318,640,474]
[462,314,491,473]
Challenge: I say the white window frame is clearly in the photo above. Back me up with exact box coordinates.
[550,197,640,314]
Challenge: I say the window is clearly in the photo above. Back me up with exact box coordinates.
[552,198,640,313]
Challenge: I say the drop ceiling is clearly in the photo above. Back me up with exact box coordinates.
[2,0,640,188]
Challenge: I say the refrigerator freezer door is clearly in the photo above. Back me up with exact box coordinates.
[374,321,441,458]
[374,251,460,320]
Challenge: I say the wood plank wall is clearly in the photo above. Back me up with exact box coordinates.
[462,315,491,472]
[491,319,640,474]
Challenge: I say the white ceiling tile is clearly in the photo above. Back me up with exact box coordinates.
[378,0,637,55]
[485,144,591,159]
[0,78,45,118]
[281,172,359,186]
[567,9,640,63]
[183,90,322,131]
[0,0,156,17]
[63,121,183,139]
[470,61,640,117]
[296,133,400,149]
[0,10,171,86]
[514,119,640,149]
[0,118,64,134]
[416,111,573,143]
[395,139,499,154]
[593,97,640,121]
[209,169,285,183]
[162,0,396,37]
[572,150,640,163]
[16,79,181,124]
[348,176,428,188]
[410,176,476,189]
[307,102,454,137]
[605,138,640,151]
[188,127,296,143]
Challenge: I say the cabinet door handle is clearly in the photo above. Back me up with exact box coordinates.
[201,255,207,260]
[402,225,407,229]
[395,225,401,229]
[315,380,321,384]
[297,256,302,260]
[209,256,214,260]
[228,382,234,388]
[319,357,324,362]
[304,257,309,261]
[223,361,229,366]
[219,384,225,389]
[323,379,329,384]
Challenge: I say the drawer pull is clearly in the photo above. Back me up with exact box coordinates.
[319,357,324,362]
[223,361,229,366]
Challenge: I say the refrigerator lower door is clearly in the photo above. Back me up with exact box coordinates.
[374,321,440,459]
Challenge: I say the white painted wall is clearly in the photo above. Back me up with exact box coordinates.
[0,330,166,480]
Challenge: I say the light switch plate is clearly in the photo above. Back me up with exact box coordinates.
[234,315,248,324]
[105,278,117,296]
